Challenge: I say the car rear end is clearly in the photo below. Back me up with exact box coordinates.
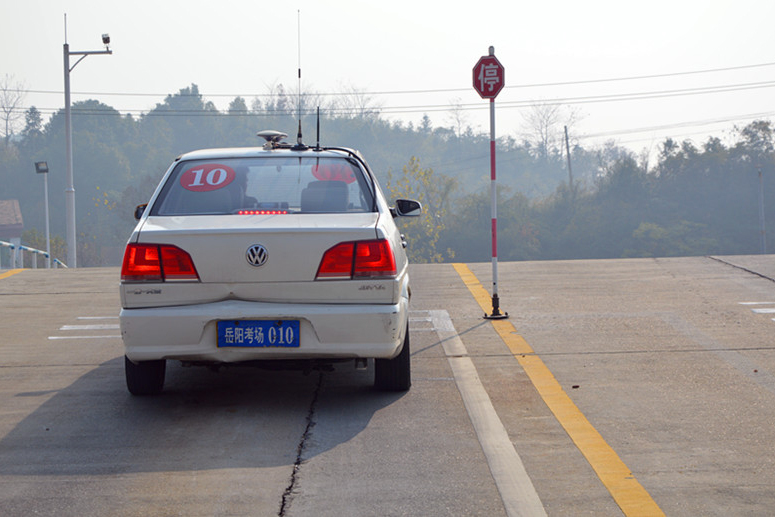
[119,146,412,394]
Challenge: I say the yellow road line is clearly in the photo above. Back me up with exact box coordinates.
[452,263,665,517]
[0,269,24,281]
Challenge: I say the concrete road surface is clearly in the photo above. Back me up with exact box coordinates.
[0,256,774,516]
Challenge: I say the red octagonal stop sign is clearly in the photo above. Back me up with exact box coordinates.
[473,55,505,99]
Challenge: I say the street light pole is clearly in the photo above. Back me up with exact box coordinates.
[63,42,74,267]
[35,162,51,268]
[63,20,112,267]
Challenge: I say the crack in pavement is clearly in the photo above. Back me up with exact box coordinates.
[278,371,324,517]
[708,255,775,283]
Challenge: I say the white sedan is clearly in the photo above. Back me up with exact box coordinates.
[119,132,421,395]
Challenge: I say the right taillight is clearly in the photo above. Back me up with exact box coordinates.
[316,239,396,280]
[121,243,199,283]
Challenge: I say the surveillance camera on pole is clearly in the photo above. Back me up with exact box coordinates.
[63,15,112,267]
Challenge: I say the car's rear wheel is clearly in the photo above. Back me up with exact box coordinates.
[125,356,166,396]
[374,324,411,391]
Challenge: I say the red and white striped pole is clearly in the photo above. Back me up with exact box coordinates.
[473,46,508,319]
[486,94,506,319]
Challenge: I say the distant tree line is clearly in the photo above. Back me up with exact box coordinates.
[1,81,774,265]
[410,120,775,262]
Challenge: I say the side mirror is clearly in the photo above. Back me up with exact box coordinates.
[134,204,147,220]
[393,199,422,217]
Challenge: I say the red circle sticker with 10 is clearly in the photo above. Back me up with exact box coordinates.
[180,164,236,191]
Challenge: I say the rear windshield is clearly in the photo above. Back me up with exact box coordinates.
[150,156,376,216]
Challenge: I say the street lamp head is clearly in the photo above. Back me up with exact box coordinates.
[102,33,110,48]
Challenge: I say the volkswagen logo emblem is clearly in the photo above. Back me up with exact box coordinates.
[246,244,268,267]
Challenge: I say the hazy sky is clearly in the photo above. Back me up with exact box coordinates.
[2,0,774,154]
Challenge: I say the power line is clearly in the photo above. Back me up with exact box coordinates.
[15,78,775,117]
[22,60,775,99]
[506,61,775,89]
[581,111,775,139]
[11,63,775,146]
[375,80,775,113]
[11,107,775,149]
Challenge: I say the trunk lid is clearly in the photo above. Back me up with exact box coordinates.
[137,213,380,283]
[124,213,401,307]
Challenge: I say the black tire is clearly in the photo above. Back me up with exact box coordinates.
[125,355,166,396]
[374,325,411,391]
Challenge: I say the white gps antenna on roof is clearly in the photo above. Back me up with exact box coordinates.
[256,130,288,149]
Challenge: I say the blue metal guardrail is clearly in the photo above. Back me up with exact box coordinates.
[0,240,67,269]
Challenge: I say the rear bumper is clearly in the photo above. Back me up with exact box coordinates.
[120,298,408,363]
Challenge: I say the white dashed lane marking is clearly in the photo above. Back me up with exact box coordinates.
[48,316,121,340]
[739,301,775,321]
[60,324,120,330]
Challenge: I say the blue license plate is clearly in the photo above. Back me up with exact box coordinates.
[217,320,300,348]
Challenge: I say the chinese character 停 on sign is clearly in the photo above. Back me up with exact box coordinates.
[478,63,501,92]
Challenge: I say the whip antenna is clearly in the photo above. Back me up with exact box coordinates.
[316,106,320,150]
[296,9,304,147]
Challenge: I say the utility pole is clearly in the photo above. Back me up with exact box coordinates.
[758,164,767,254]
[564,125,574,200]
[63,15,112,267]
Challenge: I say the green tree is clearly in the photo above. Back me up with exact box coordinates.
[0,74,25,146]
[385,157,456,263]
[441,188,541,262]
[21,228,67,266]
[22,106,42,138]
[628,221,719,257]
[146,84,220,153]
[735,119,773,158]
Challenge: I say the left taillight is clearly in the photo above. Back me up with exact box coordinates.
[121,243,200,283]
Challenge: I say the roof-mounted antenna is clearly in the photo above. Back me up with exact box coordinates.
[292,10,308,151]
[257,130,289,149]
[316,107,321,150]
